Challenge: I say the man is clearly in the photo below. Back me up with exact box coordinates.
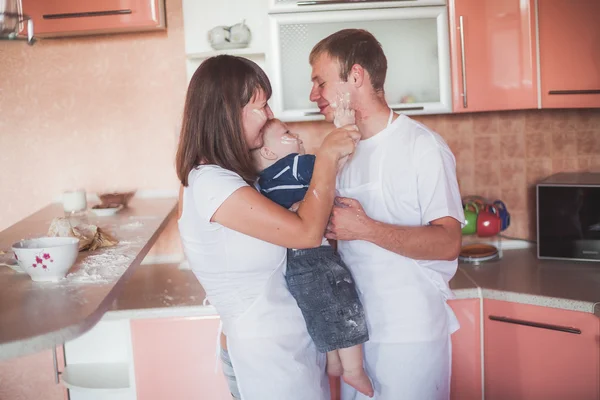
[309,29,464,399]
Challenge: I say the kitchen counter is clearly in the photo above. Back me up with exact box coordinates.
[0,198,177,361]
[106,263,217,320]
[460,248,600,317]
[103,248,600,323]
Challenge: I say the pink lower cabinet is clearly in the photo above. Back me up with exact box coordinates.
[448,299,483,400]
[0,347,67,400]
[130,316,231,400]
[484,299,600,400]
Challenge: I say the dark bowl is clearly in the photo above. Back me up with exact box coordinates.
[98,191,136,208]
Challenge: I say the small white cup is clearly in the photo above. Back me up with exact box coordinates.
[63,190,87,214]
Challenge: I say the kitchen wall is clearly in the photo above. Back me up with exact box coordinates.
[1,0,599,254]
[413,109,600,240]
[0,0,188,256]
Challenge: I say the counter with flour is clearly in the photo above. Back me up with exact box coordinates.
[0,198,177,361]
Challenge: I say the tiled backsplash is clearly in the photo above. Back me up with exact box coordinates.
[0,0,598,250]
[292,109,600,240]
[413,110,600,239]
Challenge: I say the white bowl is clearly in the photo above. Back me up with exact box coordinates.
[90,205,122,217]
[12,237,79,282]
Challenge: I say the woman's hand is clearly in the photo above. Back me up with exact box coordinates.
[318,125,360,162]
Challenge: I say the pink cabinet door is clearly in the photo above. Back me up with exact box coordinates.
[130,317,231,400]
[0,348,67,400]
[538,0,600,108]
[449,0,539,112]
[448,299,482,400]
[484,300,600,400]
[20,0,165,38]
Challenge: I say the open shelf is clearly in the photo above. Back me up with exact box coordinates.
[187,48,265,60]
[61,363,129,391]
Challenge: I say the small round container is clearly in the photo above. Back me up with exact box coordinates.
[90,204,123,217]
[12,237,79,282]
[63,190,87,214]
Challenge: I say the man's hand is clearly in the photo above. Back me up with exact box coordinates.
[325,197,374,241]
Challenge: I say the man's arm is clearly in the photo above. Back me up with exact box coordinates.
[326,197,462,261]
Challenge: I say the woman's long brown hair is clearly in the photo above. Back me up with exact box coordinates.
[176,55,272,186]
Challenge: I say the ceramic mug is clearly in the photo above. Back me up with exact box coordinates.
[477,205,503,237]
[462,202,479,235]
[493,200,511,231]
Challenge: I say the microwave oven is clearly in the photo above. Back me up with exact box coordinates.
[537,172,600,261]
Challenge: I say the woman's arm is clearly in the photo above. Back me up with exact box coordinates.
[212,127,358,249]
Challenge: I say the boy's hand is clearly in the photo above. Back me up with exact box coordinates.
[333,92,355,128]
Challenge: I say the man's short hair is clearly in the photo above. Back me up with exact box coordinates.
[309,29,388,92]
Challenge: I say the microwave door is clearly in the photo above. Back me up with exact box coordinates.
[538,186,600,260]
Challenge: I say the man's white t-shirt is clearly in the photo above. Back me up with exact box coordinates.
[336,114,465,343]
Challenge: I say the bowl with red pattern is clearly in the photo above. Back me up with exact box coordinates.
[12,237,79,282]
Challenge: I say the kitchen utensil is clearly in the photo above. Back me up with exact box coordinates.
[493,200,511,231]
[0,0,19,34]
[462,202,479,235]
[0,0,34,44]
[12,237,79,282]
[477,205,503,237]
[459,243,499,264]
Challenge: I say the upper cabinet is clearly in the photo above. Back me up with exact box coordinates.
[538,0,600,108]
[269,6,452,121]
[448,0,538,113]
[20,0,166,38]
[268,0,446,14]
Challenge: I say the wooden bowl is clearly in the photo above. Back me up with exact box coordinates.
[98,191,136,208]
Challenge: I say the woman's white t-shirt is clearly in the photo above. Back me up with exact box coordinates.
[179,165,329,400]
[178,165,287,333]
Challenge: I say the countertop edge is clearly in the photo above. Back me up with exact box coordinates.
[480,289,599,315]
[0,203,177,361]
[103,305,219,321]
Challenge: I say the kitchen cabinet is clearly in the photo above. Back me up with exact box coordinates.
[448,0,538,112]
[0,348,67,400]
[538,0,600,108]
[20,0,166,38]
[448,299,482,400]
[130,316,231,400]
[484,299,600,400]
[267,0,446,14]
[268,6,452,121]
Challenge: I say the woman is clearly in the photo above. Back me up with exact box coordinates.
[176,55,359,400]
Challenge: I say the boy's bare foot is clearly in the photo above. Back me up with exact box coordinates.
[343,369,374,398]
[327,360,343,377]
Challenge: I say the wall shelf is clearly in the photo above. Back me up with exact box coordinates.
[61,363,129,391]
[187,48,265,60]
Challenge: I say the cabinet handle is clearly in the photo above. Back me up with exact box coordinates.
[52,346,60,384]
[489,315,581,334]
[548,89,600,95]
[391,106,425,112]
[458,16,468,108]
[297,0,416,5]
[304,105,424,117]
[43,9,132,20]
